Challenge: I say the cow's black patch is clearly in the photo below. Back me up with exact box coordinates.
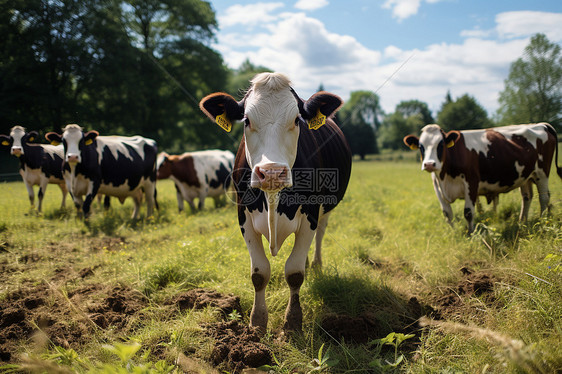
[209,162,231,189]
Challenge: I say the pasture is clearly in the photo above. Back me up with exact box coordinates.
[0,157,561,373]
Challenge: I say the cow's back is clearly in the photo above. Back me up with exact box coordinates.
[94,136,157,191]
[192,150,234,194]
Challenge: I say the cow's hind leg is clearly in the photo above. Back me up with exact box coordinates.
[284,224,316,333]
[37,178,49,213]
[519,180,533,222]
[311,213,330,269]
[143,181,156,218]
[535,175,550,217]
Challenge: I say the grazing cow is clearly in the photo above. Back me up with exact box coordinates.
[404,123,562,233]
[45,125,158,219]
[156,150,235,212]
[200,73,352,332]
[0,126,67,212]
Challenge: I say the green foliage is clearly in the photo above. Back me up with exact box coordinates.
[379,111,425,150]
[497,33,562,129]
[0,0,229,152]
[369,332,415,370]
[437,93,492,131]
[338,90,383,158]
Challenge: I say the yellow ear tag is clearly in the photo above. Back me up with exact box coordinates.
[446,140,455,148]
[85,139,93,146]
[28,137,35,142]
[409,144,419,150]
[309,110,326,130]
[50,141,60,146]
[215,113,232,132]
[1,140,10,146]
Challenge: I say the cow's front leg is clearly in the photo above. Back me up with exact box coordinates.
[312,213,330,269]
[284,224,315,333]
[432,174,453,226]
[519,180,534,221]
[59,183,68,209]
[464,186,478,234]
[37,177,49,213]
[24,179,35,210]
[82,181,100,218]
[174,184,184,212]
[242,210,270,332]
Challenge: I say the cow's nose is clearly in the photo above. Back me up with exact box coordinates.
[251,163,291,191]
[423,162,437,172]
[11,147,22,156]
[67,154,79,164]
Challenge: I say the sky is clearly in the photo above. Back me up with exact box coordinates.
[207,0,562,117]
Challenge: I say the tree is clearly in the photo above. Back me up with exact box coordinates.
[497,33,562,129]
[338,91,382,159]
[395,100,434,125]
[437,93,491,131]
[379,112,425,150]
[226,59,271,99]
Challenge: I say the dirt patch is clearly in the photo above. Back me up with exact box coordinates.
[320,313,383,343]
[166,288,242,318]
[433,267,498,319]
[204,320,272,372]
[0,283,147,362]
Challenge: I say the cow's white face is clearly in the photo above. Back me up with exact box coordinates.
[9,126,26,157]
[62,125,85,164]
[418,125,446,172]
[244,87,299,192]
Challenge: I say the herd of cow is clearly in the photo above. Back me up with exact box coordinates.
[2,72,561,333]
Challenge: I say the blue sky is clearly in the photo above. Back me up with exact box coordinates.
[208,0,562,116]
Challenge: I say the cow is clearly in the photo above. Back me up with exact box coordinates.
[45,124,158,219]
[0,126,68,213]
[403,123,562,233]
[156,150,235,212]
[199,72,352,333]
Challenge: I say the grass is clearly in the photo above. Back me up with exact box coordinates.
[0,157,561,373]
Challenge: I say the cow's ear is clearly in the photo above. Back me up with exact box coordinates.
[45,132,62,146]
[445,131,461,148]
[84,131,99,146]
[302,92,342,130]
[199,93,244,132]
[0,134,11,147]
[403,135,419,150]
[27,131,39,143]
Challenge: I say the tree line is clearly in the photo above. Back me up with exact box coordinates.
[1,1,561,163]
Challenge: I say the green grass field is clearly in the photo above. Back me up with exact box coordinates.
[0,157,561,373]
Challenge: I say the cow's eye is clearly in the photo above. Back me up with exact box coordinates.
[294,117,300,127]
[243,117,251,128]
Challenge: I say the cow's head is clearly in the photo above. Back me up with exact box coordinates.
[45,124,99,164]
[156,152,172,180]
[0,126,39,157]
[403,124,460,172]
[199,72,342,192]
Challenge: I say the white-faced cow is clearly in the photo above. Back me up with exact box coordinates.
[1,126,68,212]
[156,150,235,212]
[45,125,158,219]
[404,123,562,233]
[200,73,352,332]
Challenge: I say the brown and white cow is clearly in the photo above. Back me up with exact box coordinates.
[404,123,562,233]
[200,73,352,332]
[1,126,68,212]
[156,150,235,212]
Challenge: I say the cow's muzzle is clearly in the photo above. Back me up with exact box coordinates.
[67,154,80,164]
[11,147,22,157]
[251,163,292,191]
[422,161,438,172]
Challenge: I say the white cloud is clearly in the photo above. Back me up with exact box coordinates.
[218,2,285,28]
[294,0,329,11]
[382,0,421,21]
[215,4,561,115]
[495,11,562,41]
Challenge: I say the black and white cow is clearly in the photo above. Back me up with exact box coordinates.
[45,124,158,219]
[404,123,562,233]
[200,73,352,332]
[0,126,67,212]
[156,150,235,212]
